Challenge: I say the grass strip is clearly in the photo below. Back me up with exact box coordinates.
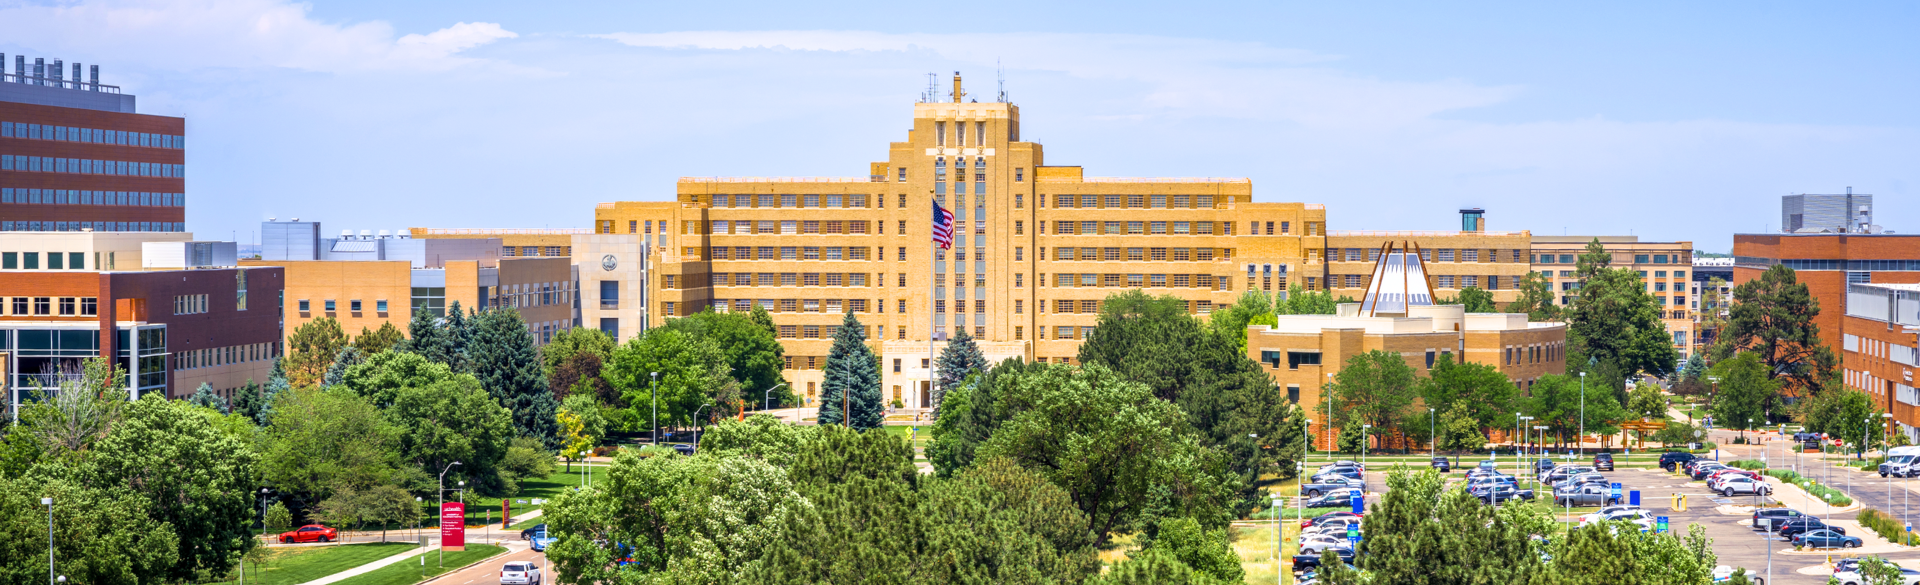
[333,544,508,585]
[208,543,418,585]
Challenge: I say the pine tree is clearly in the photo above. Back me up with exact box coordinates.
[819,311,883,430]
[255,358,291,425]
[352,322,406,355]
[470,308,560,448]
[323,346,365,388]
[230,378,263,422]
[285,316,347,387]
[403,304,442,357]
[441,301,473,372]
[932,326,988,417]
[188,382,228,413]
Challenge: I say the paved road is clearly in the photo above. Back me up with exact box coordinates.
[428,544,543,585]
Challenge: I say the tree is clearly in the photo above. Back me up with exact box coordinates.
[439,301,473,372]
[314,484,418,541]
[1506,271,1561,321]
[255,358,292,425]
[83,395,260,582]
[604,328,727,434]
[353,322,406,356]
[1351,468,1554,585]
[469,308,561,449]
[499,437,555,486]
[1799,383,1881,449]
[1134,516,1243,583]
[1712,264,1838,394]
[322,345,365,388]
[1628,381,1668,419]
[927,357,1037,477]
[0,475,179,585]
[1437,286,1497,313]
[387,375,516,495]
[1853,556,1907,585]
[260,387,402,509]
[1332,350,1418,445]
[1090,548,1223,585]
[339,350,457,408]
[1278,284,1342,315]
[818,311,884,430]
[18,358,127,457]
[558,410,590,472]
[977,363,1234,545]
[542,327,616,402]
[1709,352,1779,430]
[561,394,608,449]
[230,379,264,425]
[933,326,989,416]
[1568,265,1678,379]
[188,382,228,413]
[1414,353,1517,433]
[1434,403,1488,453]
[1078,290,1303,511]
[1207,289,1276,351]
[664,308,790,409]
[264,501,292,533]
[403,305,446,363]
[911,457,1101,583]
[286,316,348,388]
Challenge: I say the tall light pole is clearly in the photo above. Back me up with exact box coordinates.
[1271,491,1285,585]
[1578,371,1587,457]
[43,497,53,585]
[1301,418,1311,533]
[649,372,660,445]
[764,382,787,413]
[1429,407,1437,458]
[1326,373,1335,457]
[1361,424,1372,470]
[692,402,713,451]
[437,461,461,568]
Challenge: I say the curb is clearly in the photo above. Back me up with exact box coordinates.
[414,542,518,585]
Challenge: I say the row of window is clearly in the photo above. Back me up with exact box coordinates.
[174,342,278,371]
[0,221,181,233]
[1,155,183,177]
[1534,253,1683,265]
[596,219,673,235]
[2,188,185,207]
[705,193,874,209]
[173,294,208,315]
[1336,248,1528,263]
[1043,246,1232,262]
[2,251,89,270]
[298,299,391,313]
[1,296,99,316]
[1045,194,1222,210]
[1045,273,1234,290]
[1503,343,1563,366]
[700,220,875,235]
[706,246,877,261]
[496,282,573,310]
[502,246,571,257]
[1045,220,1233,236]
[2,121,183,149]
[1735,257,1920,272]
[698,273,875,288]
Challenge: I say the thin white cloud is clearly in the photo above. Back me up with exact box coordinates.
[592,30,1518,128]
[0,0,516,72]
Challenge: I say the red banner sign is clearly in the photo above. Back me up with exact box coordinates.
[440,502,466,551]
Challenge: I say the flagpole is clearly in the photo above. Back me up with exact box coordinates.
[929,199,938,414]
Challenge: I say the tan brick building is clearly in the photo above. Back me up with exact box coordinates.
[1327,222,1534,306]
[589,75,1329,408]
[1530,236,1695,363]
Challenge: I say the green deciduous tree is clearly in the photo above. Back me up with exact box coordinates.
[604,328,727,434]
[1506,271,1561,321]
[1712,264,1838,394]
[1799,384,1883,450]
[818,311,884,430]
[1277,284,1343,315]
[83,395,259,582]
[1437,286,1498,313]
[469,308,560,449]
[1435,403,1489,453]
[1710,352,1779,430]
[977,363,1234,545]
[387,375,516,495]
[1415,353,1517,433]
[1352,468,1554,585]
[912,456,1100,583]
[0,475,179,585]
[286,316,347,388]
[264,501,292,533]
[1332,350,1418,444]
[1568,263,1679,379]
[260,387,402,511]
[1133,516,1242,583]
[1629,381,1669,419]
[1207,289,1276,352]
[541,327,616,404]
[352,321,406,355]
[933,326,990,416]
[663,308,790,409]
[338,349,457,408]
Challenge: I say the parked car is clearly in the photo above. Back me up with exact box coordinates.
[1471,484,1535,504]
[1534,459,1557,474]
[1793,528,1862,549]
[1659,452,1697,472]
[500,561,543,585]
[1882,446,1920,478]
[519,523,547,541]
[1301,511,1360,528]
[1301,475,1367,497]
[671,444,696,456]
[1293,547,1356,573]
[1313,467,1364,483]
[1593,452,1615,471]
[1833,566,1920,585]
[1539,466,1595,485]
[1718,477,1772,497]
[1303,518,1363,539]
[1466,468,1509,482]
[1298,535,1354,557]
[278,525,337,544]
[1778,518,1844,539]
[1689,463,1730,480]
[1553,484,1620,507]
[1578,507,1652,528]
[1303,488,1363,509]
[1430,457,1451,472]
[1751,508,1804,532]
[1552,473,1609,491]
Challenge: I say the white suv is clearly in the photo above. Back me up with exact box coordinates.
[500,561,542,585]
[1719,477,1772,497]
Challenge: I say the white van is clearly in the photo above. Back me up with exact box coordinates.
[1880,446,1920,478]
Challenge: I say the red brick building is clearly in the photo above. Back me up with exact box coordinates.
[0,57,186,233]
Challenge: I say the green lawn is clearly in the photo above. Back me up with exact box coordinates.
[505,466,613,530]
[876,424,933,461]
[210,543,417,585]
[332,544,508,585]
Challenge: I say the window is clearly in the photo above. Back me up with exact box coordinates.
[376,299,389,313]
[1635,254,1650,263]
[350,300,362,312]
[1287,351,1322,369]
[299,299,310,312]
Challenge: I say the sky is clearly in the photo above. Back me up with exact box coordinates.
[2,0,1914,250]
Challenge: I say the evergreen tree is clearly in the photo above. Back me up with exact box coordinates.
[469,308,561,448]
[403,303,443,357]
[440,300,473,372]
[1505,271,1562,321]
[322,345,366,388]
[285,316,347,387]
[932,326,988,417]
[819,311,883,430]
[255,358,291,426]
[352,322,406,355]
[1711,264,1837,394]
[229,378,263,423]
[187,382,228,413]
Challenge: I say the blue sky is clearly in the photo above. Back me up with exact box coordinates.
[3,0,1914,249]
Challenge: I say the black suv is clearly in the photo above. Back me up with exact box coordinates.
[1534,459,1556,474]
[1658,452,1696,472]
[1430,457,1451,472]
[1593,453,1615,471]
[1751,508,1803,532]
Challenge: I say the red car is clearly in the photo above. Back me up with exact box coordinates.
[279,524,337,544]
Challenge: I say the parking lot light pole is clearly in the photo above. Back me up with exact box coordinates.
[1429,408,1436,457]
[1579,371,1586,457]
[650,372,659,446]
[764,382,786,413]
[1271,492,1284,585]
[1361,425,1372,470]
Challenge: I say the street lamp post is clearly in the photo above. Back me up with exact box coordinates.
[764,382,787,413]
[649,372,660,446]
[43,497,52,585]
[1429,407,1437,457]
[437,461,462,568]
[1301,419,1311,533]
[1361,424,1372,469]
[693,403,714,452]
[1579,371,1587,457]
[1271,491,1284,585]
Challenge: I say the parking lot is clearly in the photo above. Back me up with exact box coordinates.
[1341,449,1920,584]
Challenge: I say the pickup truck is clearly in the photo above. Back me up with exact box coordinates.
[1553,484,1620,507]
[1301,475,1367,497]
[1471,484,1536,504]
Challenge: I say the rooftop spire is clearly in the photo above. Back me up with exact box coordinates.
[951,71,964,103]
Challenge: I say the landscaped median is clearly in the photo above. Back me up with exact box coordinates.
[1761,469,1854,507]
[1858,508,1917,547]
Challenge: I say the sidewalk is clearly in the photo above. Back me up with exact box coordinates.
[295,539,530,585]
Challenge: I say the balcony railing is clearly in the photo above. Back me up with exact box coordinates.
[600,300,620,310]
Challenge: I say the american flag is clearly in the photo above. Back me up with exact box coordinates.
[931,200,955,250]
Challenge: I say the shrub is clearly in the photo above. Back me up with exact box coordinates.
[1728,459,1766,471]
[1765,469,1853,506]
[1859,508,1915,546]
[592,445,620,457]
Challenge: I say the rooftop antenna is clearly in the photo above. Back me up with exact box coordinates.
[923,72,937,103]
[996,59,1007,103]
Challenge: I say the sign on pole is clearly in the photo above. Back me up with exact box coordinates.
[1655,516,1669,534]
[1611,482,1623,503]
[440,502,466,551]
[1347,524,1360,545]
